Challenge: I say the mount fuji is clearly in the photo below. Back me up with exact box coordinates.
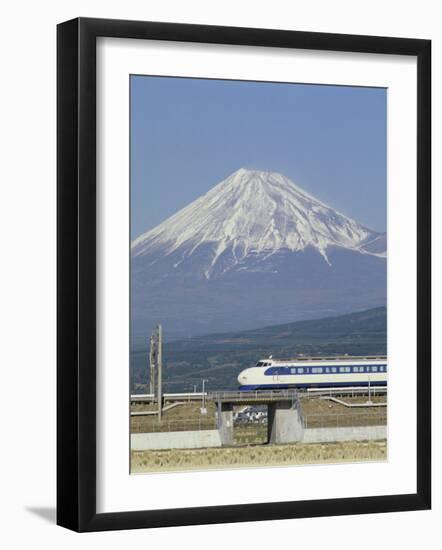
[131,169,386,340]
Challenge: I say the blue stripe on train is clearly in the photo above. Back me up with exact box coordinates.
[239,381,388,391]
[264,366,387,376]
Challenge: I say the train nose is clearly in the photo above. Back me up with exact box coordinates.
[237,370,248,385]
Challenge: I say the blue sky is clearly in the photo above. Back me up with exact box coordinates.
[131,76,386,239]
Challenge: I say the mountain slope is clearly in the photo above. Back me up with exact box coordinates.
[131,169,386,340]
[131,307,387,392]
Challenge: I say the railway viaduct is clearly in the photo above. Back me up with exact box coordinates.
[208,390,303,445]
[130,388,387,450]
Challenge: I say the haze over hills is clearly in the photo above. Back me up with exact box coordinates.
[130,307,387,393]
[131,168,386,340]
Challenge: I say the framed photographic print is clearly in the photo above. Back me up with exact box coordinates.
[57,17,431,532]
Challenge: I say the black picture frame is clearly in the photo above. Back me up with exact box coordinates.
[57,17,431,532]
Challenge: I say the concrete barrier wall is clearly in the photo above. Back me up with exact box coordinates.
[131,430,222,451]
[302,425,386,443]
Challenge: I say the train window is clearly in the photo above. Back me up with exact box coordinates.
[372,366,378,372]
[256,362,263,366]
[331,367,337,373]
[312,367,323,373]
[297,368,304,374]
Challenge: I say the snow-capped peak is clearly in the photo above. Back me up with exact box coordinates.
[132,168,385,278]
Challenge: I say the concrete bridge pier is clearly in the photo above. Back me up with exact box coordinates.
[267,400,304,444]
[217,401,234,445]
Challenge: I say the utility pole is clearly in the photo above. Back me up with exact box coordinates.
[149,333,156,396]
[201,378,208,414]
[157,324,163,422]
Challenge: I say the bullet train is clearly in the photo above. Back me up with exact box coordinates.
[238,355,387,391]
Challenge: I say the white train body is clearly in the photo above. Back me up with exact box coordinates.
[238,356,387,390]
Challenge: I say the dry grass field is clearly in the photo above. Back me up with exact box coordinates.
[131,402,218,433]
[131,439,387,473]
[300,396,387,428]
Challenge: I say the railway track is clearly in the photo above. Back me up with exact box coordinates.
[130,386,387,404]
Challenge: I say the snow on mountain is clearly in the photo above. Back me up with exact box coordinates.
[132,168,386,279]
[131,168,386,339]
